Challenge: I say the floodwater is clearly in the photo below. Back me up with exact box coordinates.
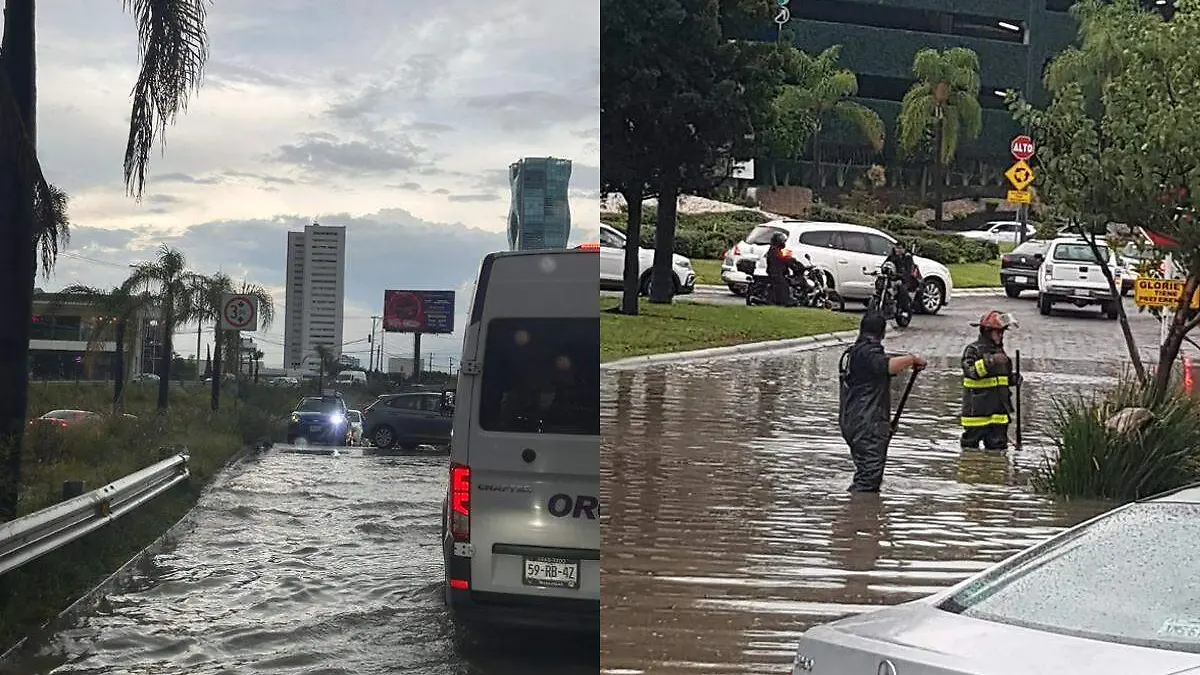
[600,350,1115,674]
[0,449,598,675]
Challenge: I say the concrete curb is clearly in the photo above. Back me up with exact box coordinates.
[602,329,861,371]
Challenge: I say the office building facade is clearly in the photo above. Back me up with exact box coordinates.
[284,222,346,375]
[771,0,1080,166]
[508,157,573,251]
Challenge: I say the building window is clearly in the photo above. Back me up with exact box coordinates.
[789,0,1025,43]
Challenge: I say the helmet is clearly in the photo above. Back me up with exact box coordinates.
[880,261,897,276]
[770,232,787,246]
[971,310,1018,330]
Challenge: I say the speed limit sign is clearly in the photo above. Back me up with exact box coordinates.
[220,293,259,331]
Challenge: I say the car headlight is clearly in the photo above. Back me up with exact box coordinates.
[329,413,345,425]
[674,259,691,269]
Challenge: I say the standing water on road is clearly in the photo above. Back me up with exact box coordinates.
[601,345,1115,674]
[0,449,597,675]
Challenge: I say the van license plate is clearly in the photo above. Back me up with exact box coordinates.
[1013,276,1026,284]
[309,425,321,432]
[522,556,580,590]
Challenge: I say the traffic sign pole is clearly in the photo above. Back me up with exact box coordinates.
[1008,136,1036,244]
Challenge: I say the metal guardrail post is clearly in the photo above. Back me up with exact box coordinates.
[0,452,190,577]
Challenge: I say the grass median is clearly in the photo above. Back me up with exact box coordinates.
[601,297,859,362]
[0,382,296,652]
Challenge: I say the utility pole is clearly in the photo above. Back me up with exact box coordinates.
[369,315,380,371]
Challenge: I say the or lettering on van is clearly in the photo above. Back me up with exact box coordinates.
[547,493,599,520]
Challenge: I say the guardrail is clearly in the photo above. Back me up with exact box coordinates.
[0,453,190,576]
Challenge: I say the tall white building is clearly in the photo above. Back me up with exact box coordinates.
[284,222,346,375]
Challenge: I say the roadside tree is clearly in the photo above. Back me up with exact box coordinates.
[1007,0,1200,403]
[897,47,982,228]
[796,46,885,187]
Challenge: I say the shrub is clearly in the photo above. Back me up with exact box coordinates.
[908,237,960,264]
[1033,374,1200,501]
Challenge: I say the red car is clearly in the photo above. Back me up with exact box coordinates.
[28,409,102,430]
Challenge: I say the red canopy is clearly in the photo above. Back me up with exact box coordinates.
[1140,226,1179,249]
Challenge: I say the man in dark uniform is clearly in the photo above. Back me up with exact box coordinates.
[765,232,798,306]
[839,312,927,493]
[961,310,1018,451]
[884,240,918,316]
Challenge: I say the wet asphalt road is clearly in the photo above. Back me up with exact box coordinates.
[1,447,598,675]
[601,294,1179,674]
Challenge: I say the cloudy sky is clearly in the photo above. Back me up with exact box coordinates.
[25,0,599,369]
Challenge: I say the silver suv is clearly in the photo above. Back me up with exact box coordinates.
[361,391,453,450]
[442,249,600,633]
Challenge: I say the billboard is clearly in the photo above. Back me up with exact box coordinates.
[383,290,455,334]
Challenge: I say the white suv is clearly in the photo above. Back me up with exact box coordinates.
[721,220,953,314]
[598,223,695,295]
[1037,237,1125,320]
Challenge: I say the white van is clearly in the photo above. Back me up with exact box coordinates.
[334,370,367,386]
[442,249,600,633]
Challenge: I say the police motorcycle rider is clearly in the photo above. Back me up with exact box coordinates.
[883,240,919,316]
[961,310,1019,451]
[765,232,806,306]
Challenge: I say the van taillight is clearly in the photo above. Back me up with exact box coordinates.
[450,463,470,541]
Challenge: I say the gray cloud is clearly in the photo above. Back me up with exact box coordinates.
[146,194,183,205]
[464,90,594,131]
[272,131,424,175]
[407,122,455,134]
[447,193,500,203]
[222,169,299,186]
[326,53,448,121]
[153,172,222,185]
[432,188,450,195]
[207,60,307,90]
[387,182,423,191]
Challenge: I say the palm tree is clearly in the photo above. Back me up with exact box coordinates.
[50,282,152,413]
[125,245,205,411]
[313,344,339,392]
[194,274,274,410]
[897,47,983,228]
[795,46,885,189]
[252,349,265,383]
[0,0,209,519]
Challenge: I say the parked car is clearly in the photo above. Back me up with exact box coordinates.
[1037,237,1125,319]
[334,370,367,386]
[286,394,350,445]
[789,483,1200,675]
[270,376,301,387]
[999,239,1050,298]
[597,223,695,295]
[721,220,953,314]
[361,391,453,450]
[443,248,599,634]
[345,409,364,445]
[28,409,102,430]
[132,373,159,384]
[957,220,1037,246]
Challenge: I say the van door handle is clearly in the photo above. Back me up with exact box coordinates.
[837,260,848,265]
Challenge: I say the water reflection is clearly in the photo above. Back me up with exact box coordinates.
[601,349,1111,674]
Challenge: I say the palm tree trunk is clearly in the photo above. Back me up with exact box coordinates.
[210,324,222,411]
[112,318,127,413]
[649,176,680,304]
[0,0,38,521]
[156,308,174,410]
[812,128,823,196]
[933,115,945,228]
[195,323,202,382]
[620,186,643,315]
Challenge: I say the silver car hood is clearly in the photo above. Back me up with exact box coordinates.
[795,603,1200,675]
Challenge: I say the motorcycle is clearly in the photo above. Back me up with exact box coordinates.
[867,262,913,328]
[740,254,841,309]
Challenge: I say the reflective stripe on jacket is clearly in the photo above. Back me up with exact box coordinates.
[960,338,1013,428]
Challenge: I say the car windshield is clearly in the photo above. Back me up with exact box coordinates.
[295,398,338,413]
[745,225,788,245]
[1053,242,1110,264]
[941,502,1200,652]
[346,411,362,423]
[42,410,79,420]
[1011,241,1048,255]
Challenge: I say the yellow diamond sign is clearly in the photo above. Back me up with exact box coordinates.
[1005,160,1035,190]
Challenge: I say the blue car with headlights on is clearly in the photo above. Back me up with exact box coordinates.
[286,395,351,445]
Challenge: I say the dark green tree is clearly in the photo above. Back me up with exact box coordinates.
[51,283,153,413]
[0,0,209,520]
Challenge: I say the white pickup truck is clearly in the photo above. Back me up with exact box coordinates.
[1037,237,1125,320]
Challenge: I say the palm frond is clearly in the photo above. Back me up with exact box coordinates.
[34,184,71,279]
[897,84,933,156]
[122,0,210,199]
[954,93,984,140]
[911,48,945,83]
[834,101,885,151]
[939,113,960,165]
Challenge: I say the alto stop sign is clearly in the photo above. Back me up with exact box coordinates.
[1011,135,1035,161]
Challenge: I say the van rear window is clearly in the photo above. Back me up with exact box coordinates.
[478,317,600,436]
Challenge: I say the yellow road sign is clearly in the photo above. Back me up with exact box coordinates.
[1134,278,1200,309]
[1006,189,1032,204]
[1005,160,1035,190]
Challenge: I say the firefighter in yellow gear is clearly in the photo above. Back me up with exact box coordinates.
[961,311,1018,451]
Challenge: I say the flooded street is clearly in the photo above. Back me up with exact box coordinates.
[600,295,1158,674]
[1,449,597,675]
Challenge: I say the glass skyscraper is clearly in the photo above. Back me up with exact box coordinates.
[508,157,572,251]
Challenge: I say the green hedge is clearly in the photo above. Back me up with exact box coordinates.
[602,205,999,264]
